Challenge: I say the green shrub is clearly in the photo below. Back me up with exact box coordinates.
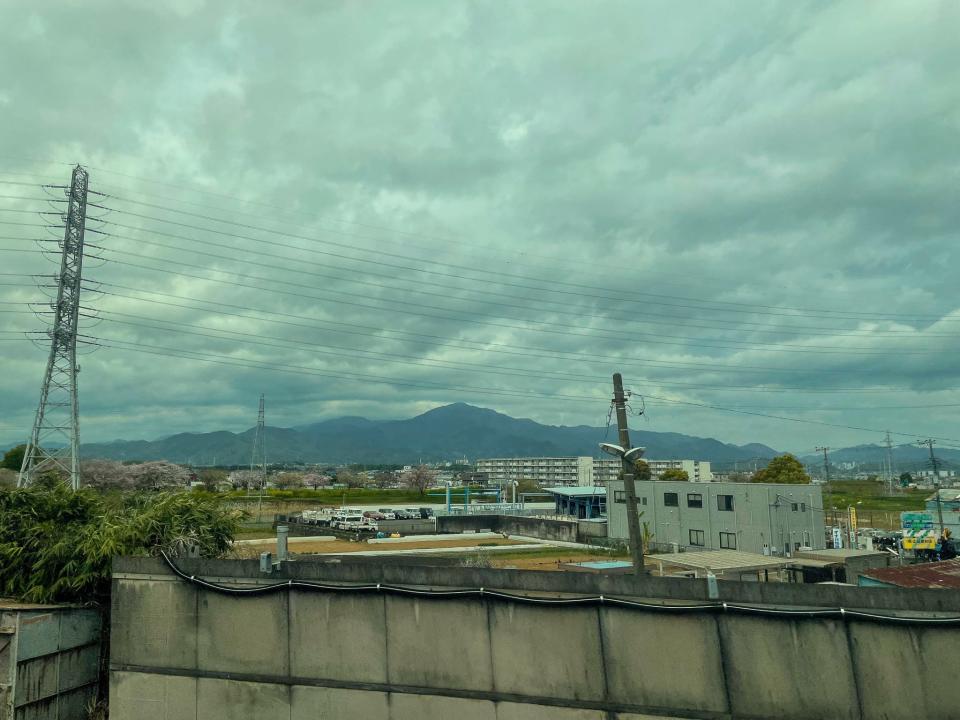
[0,484,243,604]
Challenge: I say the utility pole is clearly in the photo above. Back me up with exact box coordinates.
[918,439,945,535]
[612,373,644,571]
[19,166,90,490]
[251,394,266,522]
[884,431,896,495]
[815,446,830,484]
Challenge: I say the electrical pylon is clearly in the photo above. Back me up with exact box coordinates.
[19,165,90,490]
[884,431,896,494]
[250,394,266,520]
[815,446,830,483]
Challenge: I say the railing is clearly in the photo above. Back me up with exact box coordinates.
[645,541,719,555]
[434,503,528,516]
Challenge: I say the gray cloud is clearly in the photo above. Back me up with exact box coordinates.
[1,0,958,454]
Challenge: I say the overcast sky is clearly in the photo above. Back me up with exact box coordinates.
[1,1,958,455]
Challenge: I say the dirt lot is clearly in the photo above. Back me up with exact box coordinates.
[489,550,629,571]
[232,536,528,558]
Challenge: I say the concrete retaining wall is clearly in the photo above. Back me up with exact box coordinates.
[437,514,583,543]
[110,557,960,719]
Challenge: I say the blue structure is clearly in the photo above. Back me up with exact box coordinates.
[428,485,502,512]
[544,486,606,519]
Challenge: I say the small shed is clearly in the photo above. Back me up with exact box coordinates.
[793,548,891,583]
[543,486,606,519]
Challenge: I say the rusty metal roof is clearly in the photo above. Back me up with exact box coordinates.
[861,559,960,589]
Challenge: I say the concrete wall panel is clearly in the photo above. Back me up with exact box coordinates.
[109,670,196,720]
[720,615,858,720]
[489,603,604,702]
[290,686,389,720]
[388,693,496,720]
[386,596,493,692]
[197,591,288,675]
[289,592,387,684]
[197,678,289,720]
[111,579,196,669]
[601,608,727,714]
[495,702,606,719]
[108,558,960,720]
[850,622,960,720]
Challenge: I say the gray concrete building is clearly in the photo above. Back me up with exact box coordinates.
[607,479,825,556]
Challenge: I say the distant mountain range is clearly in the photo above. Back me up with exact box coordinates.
[5,404,958,472]
[70,403,782,466]
[799,444,960,473]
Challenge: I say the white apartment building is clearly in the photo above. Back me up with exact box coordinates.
[476,457,597,486]
[646,459,713,483]
[475,457,712,487]
[594,458,713,484]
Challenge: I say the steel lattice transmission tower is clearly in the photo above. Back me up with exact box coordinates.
[250,394,266,519]
[19,165,90,490]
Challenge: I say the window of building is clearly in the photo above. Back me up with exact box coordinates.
[687,493,703,508]
[719,532,737,549]
[801,502,807,512]
[614,490,625,503]
[641,497,648,506]
[794,542,801,552]
[717,495,734,511]
[791,502,799,512]
[689,529,705,546]
[664,492,679,507]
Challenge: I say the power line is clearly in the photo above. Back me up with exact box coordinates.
[82,219,960,339]
[86,247,951,357]
[66,333,960,443]
[91,199,958,323]
[84,281,871,375]
[88,309,925,394]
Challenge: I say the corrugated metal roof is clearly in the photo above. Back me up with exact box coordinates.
[543,486,607,497]
[860,559,960,589]
[796,549,889,560]
[647,549,790,572]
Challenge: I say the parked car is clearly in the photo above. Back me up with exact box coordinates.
[335,514,365,530]
[378,508,397,520]
[418,507,435,519]
[363,511,386,521]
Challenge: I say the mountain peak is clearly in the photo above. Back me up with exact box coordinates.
[417,403,499,419]
[79,404,786,465]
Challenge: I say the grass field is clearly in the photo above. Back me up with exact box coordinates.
[821,480,929,529]
[822,480,927,511]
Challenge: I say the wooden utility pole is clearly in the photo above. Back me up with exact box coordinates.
[612,373,644,571]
